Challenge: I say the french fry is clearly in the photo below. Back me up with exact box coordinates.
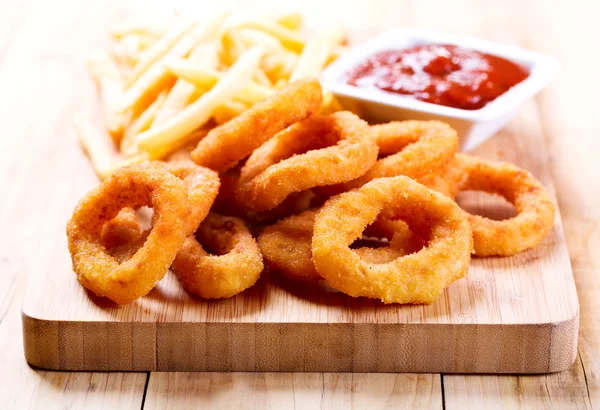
[75,117,158,179]
[151,79,201,128]
[221,29,247,66]
[163,60,221,88]
[274,11,303,30]
[111,20,170,39]
[237,28,281,50]
[111,35,143,69]
[152,41,221,127]
[238,19,344,62]
[237,19,304,53]
[121,91,168,157]
[290,25,345,81]
[135,46,265,154]
[149,126,212,160]
[134,91,168,133]
[74,117,118,179]
[252,68,272,87]
[83,10,346,175]
[320,90,344,114]
[191,41,222,69]
[120,11,229,114]
[119,58,175,115]
[164,60,274,104]
[213,100,248,124]
[134,33,159,50]
[98,127,210,177]
[289,26,345,114]
[126,19,199,87]
[103,126,205,178]
[261,50,297,83]
[86,51,128,144]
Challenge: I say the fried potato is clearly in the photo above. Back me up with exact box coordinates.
[135,46,265,154]
[82,10,346,176]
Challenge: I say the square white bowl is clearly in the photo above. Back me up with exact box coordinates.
[321,28,559,151]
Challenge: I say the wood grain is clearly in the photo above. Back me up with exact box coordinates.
[144,373,442,410]
[0,240,147,410]
[444,354,592,410]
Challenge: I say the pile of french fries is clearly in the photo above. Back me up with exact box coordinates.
[77,10,348,180]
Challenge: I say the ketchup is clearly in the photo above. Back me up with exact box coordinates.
[346,44,529,110]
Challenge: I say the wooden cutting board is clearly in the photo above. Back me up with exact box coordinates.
[21,80,578,373]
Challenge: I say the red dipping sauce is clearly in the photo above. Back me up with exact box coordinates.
[346,44,529,110]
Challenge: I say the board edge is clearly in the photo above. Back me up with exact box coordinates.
[22,310,579,374]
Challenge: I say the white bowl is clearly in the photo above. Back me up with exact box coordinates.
[321,28,559,151]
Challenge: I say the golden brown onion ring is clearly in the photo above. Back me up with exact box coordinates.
[99,208,147,264]
[100,208,141,250]
[312,176,473,304]
[171,213,264,299]
[191,78,323,172]
[421,154,556,256]
[161,160,220,236]
[257,210,319,281]
[212,167,315,225]
[349,121,458,188]
[67,163,189,304]
[317,120,458,196]
[237,111,378,211]
[369,120,458,179]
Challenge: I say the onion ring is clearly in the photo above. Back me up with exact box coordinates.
[312,176,473,304]
[258,209,424,282]
[417,155,467,199]
[354,246,407,264]
[100,208,146,264]
[67,163,189,304]
[213,167,315,224]
[191,78,323,172]
[257,210,319,281]
[171,213,264,299]
[237,111,378,211]
[100,208,141,250]
[350,120,457,186]
[421,154,556,256]
[161,160,220,236]
[363,218,426,254]
[98,161,219,265]
[315,120,458,197]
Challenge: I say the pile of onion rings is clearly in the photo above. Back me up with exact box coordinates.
[70,76,556,305]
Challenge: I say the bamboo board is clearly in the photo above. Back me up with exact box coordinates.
[20,66,578,374]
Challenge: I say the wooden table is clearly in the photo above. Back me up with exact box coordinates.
[0,0,597,408]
